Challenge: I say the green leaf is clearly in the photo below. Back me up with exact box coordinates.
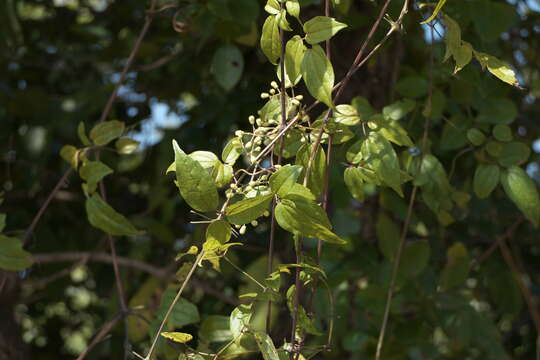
[189,151,219,169]
[211,162,233,188]
[466,128,486,146]
[160,332,193,343]
[474,51,519,87]
[301,44,334,107]
[60,145,80,169]
[346,140,363,164]
[254,332,280,360]
[395,76,428,98]
[275,197,345,244]
[264,0,280,15]
[382,98,415,121]
[295,143,326,197]
[373,115,414,147]
[376,213,400,260]
[230,304,252,341]
[199,315,233,343]
[173,140,219,212]
[261,15,281,64]
[335,104,360,126]
[352,96,376,120]
[115,138,139,154]
[77,121,91,146]
[0,213,5,232]
[0,235,33,271]
[276,9,292,31]
[206,220,232,244]
[492,125,512,142]
[453,41,473,74]
[89,120,125,146]
[420,0,447,24]
[211,44,244,91]
[344,167,365,201]
[500,166,540,227]
[474,164,500,199]
[303,16,347,45]
[226,193,273,225]
[157,287,200,328]
[85,193,144,236]
[476,97,517,125]
[284,35,306,86]
[222,137,243,165]
[362,132,402,196]
[269,164,303,198]
[286,183,316,200]
[497,142,531,167]
[440,242,470,290]
[79,160,113,194]
[285,0,300,19]
[400,240,431,279]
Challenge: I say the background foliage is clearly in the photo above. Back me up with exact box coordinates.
[1,0,540,359]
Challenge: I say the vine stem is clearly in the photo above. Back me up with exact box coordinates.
[145,250,206,360]
[267,0,289,332]
[374,186,417,360]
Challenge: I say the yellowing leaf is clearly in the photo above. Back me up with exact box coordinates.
[160,332,193,343]
[474,51,519,87]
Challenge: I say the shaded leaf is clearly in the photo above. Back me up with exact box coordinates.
[0,235,33,271]
[212,44,244,91]
[474,164,500,199]
[85,193,143,236]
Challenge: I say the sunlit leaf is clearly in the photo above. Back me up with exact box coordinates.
[173,140,219,212]
[226,193,273,225]
[301,45,334,107]
[500,166,540,227]
[269,164,303,198]
[261,15,281,64]
[160,332,193,343]
[303,16,347,45]
[89,120,125,146]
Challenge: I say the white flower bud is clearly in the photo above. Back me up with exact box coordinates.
[261,93,269,99]
[295,95,303,100]
[269,89,276,95]
[291,99,300,106]
[256,118,262,126]
[255,146,261,152]
[245,141,252,149]
[271,81,279,89]
[239,225,247,235]
[263,210,270,217]
[251,220,258,227]
[248,115,255,124]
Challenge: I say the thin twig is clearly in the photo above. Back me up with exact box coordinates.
[22,167,73,246]
[375,186,418,360]
[76,313,123,360]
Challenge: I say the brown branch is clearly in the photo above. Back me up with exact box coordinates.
[498,236,540,333]
[473,217,524,268]
[30,252,239,306]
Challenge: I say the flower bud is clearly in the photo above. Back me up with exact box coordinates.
[248,115,255,124]
[239,225,247,235]
[271,81,279,89]
[235,130,243,137]
[263,210,270,217]
[269,89,276,95]
[295,95,303,100]
[261,93,269,99]
[251,220,258,227]
[291,99,300,106]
